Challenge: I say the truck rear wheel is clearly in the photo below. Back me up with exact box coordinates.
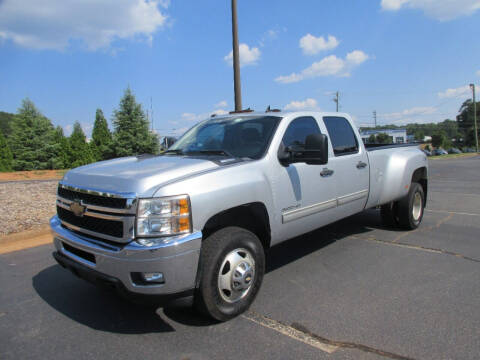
[194,227,265,321]
[380,202,399,227]
[397,182,425,230]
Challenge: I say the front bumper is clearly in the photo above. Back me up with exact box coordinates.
[50,216,202,299]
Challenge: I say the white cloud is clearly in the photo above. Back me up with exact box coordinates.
[284,98,319,111]
[0,0,168,51]
[299,34,339,55]
[215,100,228,108]
[377,106,440,125]
[181,108,229,122]
[345,50,369,65]
[224,43,261,67]
[438,85,472,99]
[380,0,480,21]
[275,50,370,84]
[382,106,437,120]
[64,122,94,137]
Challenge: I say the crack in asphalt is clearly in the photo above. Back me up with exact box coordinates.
[242,311,338,354]
[338,233,480,264]
[391,213,453,243]
[290,322,417,360]
[244,311,417,360]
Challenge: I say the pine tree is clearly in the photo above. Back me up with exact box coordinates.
[112,87,158,157]
[69,122,95,168]
[9,98,56,170]
[91,108,113,161]
[0,131,13,172]
[51,126,72,169]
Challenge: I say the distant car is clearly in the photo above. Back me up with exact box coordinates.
[462,147,477,153]
[448,148,462,154]
[432,149,448,156]
[422,149,432,156]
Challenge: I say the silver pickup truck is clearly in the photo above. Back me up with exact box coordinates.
[51,111,428,321]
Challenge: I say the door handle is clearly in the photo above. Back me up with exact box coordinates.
[320,168,334,177]
[356,161,367,169]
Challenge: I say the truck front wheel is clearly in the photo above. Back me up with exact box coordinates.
[397,182,425,230]
[194,227,265,321]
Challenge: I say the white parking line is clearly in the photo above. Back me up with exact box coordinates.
[426,209,480,217]
[429,190,480,197]
[242,312,338,354]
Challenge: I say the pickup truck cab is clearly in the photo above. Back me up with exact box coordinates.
[51,111,428,321]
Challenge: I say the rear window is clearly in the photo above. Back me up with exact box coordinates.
[323,117,359,156]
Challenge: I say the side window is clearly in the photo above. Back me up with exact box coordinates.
[323,117,359,156]
[282,117,321,148]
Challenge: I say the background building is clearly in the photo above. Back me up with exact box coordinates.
[360,129,407,144]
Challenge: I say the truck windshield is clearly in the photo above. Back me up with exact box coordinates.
[167,116,282,159]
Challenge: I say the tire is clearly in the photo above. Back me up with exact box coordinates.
[397,182,425,230]
[380,201,399,227]
[194,226,265,321]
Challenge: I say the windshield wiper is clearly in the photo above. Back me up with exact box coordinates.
[163,149,185,155]
[188,150,235,158]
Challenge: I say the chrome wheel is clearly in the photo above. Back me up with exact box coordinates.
[412,191,423,221]
[217,248,255,303]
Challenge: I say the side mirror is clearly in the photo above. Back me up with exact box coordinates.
[278,133,329,166]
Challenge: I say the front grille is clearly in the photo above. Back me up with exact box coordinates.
[57,206,124,238]
[58,187,127,209]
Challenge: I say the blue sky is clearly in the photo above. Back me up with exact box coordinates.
[1,0,479,137]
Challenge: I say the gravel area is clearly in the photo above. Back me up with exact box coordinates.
[0,180,58,236]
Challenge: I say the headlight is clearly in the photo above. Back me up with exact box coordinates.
[136,195,192,242]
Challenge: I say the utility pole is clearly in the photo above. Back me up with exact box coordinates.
[333,91,339,112]
[470,84,479,152]
[231,0,242,112]
[373,110,377,127]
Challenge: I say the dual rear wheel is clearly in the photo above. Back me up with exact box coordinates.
[381,182,425,230]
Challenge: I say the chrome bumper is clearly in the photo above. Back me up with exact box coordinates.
[50,216,202,295]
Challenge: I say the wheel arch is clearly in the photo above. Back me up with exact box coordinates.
[411,166,428,206]
[201,202,271,250]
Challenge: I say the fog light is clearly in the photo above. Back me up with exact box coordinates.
[142,272,164,283]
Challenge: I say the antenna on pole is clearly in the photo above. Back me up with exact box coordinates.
[373,110,377,127]
[231,0,242,112]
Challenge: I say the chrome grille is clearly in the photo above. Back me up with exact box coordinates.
[56,183,137,243]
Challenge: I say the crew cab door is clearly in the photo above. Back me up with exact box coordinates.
[321,116,369,217]
[272,116,338,242]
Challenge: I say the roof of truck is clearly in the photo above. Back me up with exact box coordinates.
[211,110,352,119]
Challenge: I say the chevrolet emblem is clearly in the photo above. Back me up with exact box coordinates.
[70,201,86,217]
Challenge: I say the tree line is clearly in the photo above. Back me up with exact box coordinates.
[360,99,479,149]
[0,88,158,172]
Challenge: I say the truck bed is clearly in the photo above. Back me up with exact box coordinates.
[365,143,420,151]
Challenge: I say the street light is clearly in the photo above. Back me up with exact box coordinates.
[470,84,479,152]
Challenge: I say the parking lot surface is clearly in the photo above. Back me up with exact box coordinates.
[1,156,479,360]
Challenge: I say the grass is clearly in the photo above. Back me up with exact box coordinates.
[429,153,478,160]
[56,169,69,177]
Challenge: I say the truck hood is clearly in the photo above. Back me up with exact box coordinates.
[62,155,220,197]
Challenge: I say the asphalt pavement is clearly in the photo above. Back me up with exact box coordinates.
[1,156,479,360]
